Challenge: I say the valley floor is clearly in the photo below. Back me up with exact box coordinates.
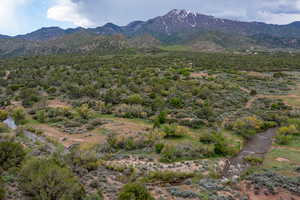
[1,53,300,200]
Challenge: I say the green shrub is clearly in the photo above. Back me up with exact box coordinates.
[47,87,57,94]
[76,104,94,120]
[196,86,212,99]
[0,141,26,170]
[155,143,164,154]
[10,107,26,124]
[200,132,235,156]
[84,190,104,200]
[0,178,5,200]
[287,118,300,130]
[0,110,8,121]
[0,123,9,133]
[250,90,257,96]
[232,116,263,138]
[19,88,41,107]
[211,132,234,156]
[244,156,263,165]
[277,125,298,136]
[20,158,85,200]
[160,144,177,162]
[68,147,101,171]
[106,133,154,151]
[35,110,47,123]
[118,183,154,200]
[145,171,194,183]
[160,143,212,162]
[113,104,147,119]
[199,133,215,144]
[161,124,186,138]
[273,72,286,78]
[275,134,293,145]
[169,97,184,108]
[153,111,167,128]
[125,94,144,105]
[275,125,298,145]
[261,121,277,129]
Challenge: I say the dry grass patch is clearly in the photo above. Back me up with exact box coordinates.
[47,99,71,108]
[33,124,106,147]
[100,119,151,136]
[244,71,271,79]
[190,72,217,79]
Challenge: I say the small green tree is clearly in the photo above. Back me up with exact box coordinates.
[153,111,167,129]
[20,158,85,200]
[0,141,26,170]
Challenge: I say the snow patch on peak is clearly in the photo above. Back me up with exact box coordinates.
[167,9,202,18]
[167,9,185,16]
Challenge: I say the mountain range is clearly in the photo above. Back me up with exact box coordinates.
[2,9,300,57]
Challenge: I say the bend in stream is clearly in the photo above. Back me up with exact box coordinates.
[223,128,277,178]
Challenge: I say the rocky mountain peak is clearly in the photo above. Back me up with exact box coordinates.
[166,9,197,17]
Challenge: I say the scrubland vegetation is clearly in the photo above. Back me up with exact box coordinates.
[1,51,300,199]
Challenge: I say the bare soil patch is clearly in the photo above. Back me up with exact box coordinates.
[4,70,10,80]
[34,124,106,147]
[190,72,217,78]
[33,117,151,147]
[101,119,151,136]
[244,71,271,79]
[275,157,290,162]
[47,99,71,108]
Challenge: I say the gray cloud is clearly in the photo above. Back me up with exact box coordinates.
[47,0,300,27]
[262,0,300,14]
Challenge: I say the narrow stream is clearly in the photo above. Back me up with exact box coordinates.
[3,117,66,153]
[223,128,277,177]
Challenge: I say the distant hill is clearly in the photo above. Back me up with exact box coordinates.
[3,9,300,57]
[0,34,11,39]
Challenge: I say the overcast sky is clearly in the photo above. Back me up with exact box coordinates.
[2,0,300,36]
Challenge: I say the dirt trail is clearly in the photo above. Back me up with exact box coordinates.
[223,128,277,177]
